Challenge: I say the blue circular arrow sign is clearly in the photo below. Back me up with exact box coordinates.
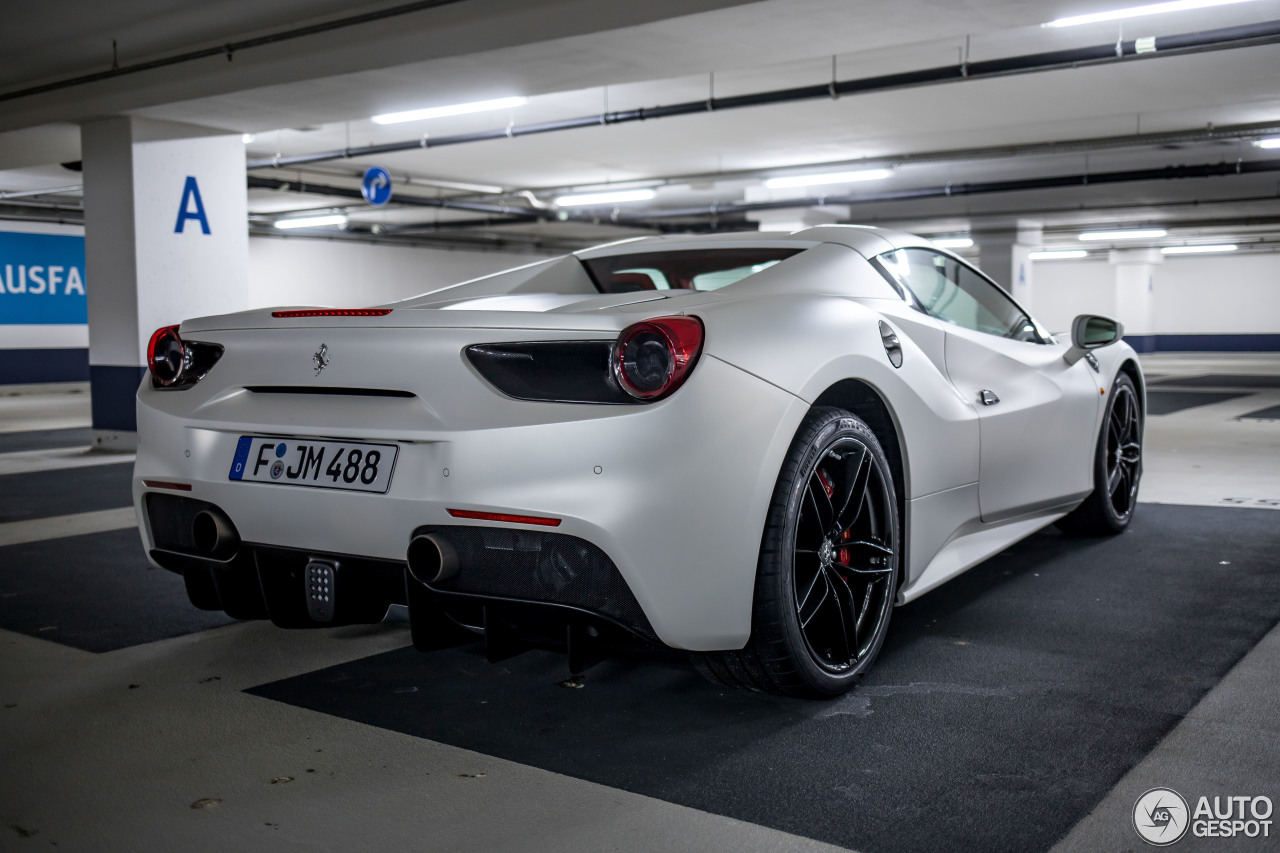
[361,166,393,206]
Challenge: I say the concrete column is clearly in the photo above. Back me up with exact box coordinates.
[81,117,248,448]
[977,220,1041,307]
[1109,248,1162,353]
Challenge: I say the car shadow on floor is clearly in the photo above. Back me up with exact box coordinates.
[249,505,1280,853]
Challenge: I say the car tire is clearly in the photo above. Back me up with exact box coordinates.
[694,407,900,697]
[1056,372,1143,535]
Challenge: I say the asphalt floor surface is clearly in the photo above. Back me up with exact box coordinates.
[249,504,1280,853]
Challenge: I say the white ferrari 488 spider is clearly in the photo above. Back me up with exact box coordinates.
[134,225,1143,697]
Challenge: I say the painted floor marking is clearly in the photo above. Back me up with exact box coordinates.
[0,507,137,547]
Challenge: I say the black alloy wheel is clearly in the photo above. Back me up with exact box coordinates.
[694,407,899,697]
[1057,372,1143,535]
[1104,379,1143,521]
[792,433,896,673]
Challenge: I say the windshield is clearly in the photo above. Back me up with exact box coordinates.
[581,248,802,294]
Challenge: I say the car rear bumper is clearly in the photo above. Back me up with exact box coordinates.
[133,355,808,650]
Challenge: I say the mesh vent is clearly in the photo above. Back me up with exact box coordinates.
[422,526,653,638]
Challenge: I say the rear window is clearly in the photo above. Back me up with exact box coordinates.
[581,248,802,294]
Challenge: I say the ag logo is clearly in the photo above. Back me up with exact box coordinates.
[1134,788,1190,845]
[313,343,330,376]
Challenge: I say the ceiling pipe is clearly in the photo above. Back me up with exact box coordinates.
[614,157,1280,222]
[247,175,666,232]
[0,185,83,200]
[508,119,1280,201]
[246,175,544,220]
[248,18,1280,171]
[0,0,469,104]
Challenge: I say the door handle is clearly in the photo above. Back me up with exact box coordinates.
[980,390,1000,406]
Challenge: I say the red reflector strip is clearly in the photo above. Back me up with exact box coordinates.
[144,480,192,491]
[447,508,562,527]
[271,308,393,318]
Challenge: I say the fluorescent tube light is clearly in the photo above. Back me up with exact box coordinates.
[554,189,655,207]
[1044,0,1262,28]
[1078,228,1167,241]
[372,96,527,125]
[933,237,974,249]
[1160,244,1237,254]
[274,214,348,230]
[1029,250,1089,260]
[1253,137,1280,149]
[763,169,892,189]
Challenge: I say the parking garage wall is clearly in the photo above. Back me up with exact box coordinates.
[0,230,551,385]
[8,234,1276,385]
[1031,252,1280,351]
[247,236,550,309]
[0,221,90,385]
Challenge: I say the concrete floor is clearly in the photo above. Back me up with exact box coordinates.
[1139,354,1280,511]
[1,355,1277,852]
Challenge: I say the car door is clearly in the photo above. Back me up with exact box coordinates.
[875,248,1101,523]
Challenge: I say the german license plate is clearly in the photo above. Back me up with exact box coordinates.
[228,436,397,493]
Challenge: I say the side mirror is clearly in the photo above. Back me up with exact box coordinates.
[1065,314,1123,365]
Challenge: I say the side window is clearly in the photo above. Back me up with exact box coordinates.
[875,249,1042,342]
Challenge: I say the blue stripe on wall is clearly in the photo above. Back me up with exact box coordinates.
[1125,335,1158,354]
[0,348,90,384]
[1126,334,1280,352]
[89,365,146,432]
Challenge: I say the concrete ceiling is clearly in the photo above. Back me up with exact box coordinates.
[3,0,1280,252]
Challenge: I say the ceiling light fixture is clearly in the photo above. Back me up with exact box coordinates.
[241,133,256,144]
[763,169,892,189]
[1253,137,1280,149]
[274,214,348,230]
[1160,244,1238,254]
[372,96,527,125]
[1078,228,1168,241]
[933,237,974,249]
[1029,250,1090,260]
[1043,0,1263,28]
[553,189,656,207]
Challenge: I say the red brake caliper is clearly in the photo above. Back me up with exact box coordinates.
[816,468,834,499]
[818,468,852,578]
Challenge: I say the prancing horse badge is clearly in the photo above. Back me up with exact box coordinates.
[313,343,330,376]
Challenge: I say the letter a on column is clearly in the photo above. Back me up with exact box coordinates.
[174,176,211,234]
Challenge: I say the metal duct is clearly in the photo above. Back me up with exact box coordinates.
[618,158,1280,221]
[246,176,544,220]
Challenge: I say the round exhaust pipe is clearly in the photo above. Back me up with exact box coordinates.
[192,508,240,559]
[407,534,460,585]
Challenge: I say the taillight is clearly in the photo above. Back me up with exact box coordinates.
[613,315,704,401]
[147,325,186,387]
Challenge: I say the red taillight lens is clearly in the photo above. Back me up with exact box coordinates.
[447,508,562,527]
[613,315,704,401]
[271,308,393,318]
[147,325,185,387]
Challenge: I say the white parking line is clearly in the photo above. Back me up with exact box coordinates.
[0,507,137,547]
[0,446,135,476]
